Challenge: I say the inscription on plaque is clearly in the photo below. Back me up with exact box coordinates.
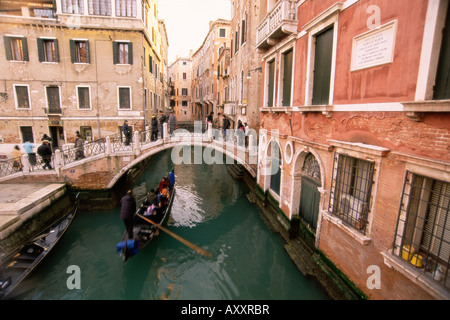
[351,20,397,71]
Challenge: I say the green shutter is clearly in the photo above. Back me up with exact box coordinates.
[70,40,76,63]
[22,37,29,61]
[312,26,333,105]
[113,42,118,64]
[128,42,133,64]
[85,40,90,63]
[4,36,12,60]
[282,49,293,106]
[268,60,275,107]
[434,5,450,99]
[54,39,60,62]
[37,38,44,62]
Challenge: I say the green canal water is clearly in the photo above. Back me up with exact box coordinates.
[14,149,330,300]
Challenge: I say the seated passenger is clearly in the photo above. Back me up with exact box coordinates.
[157,177,169,193]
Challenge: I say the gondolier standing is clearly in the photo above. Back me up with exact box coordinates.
[120,190,136,240]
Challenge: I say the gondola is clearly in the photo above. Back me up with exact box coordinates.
[0,193,80,300]
[117,170,175,263]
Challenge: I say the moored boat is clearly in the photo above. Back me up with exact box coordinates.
[0,193,80,299]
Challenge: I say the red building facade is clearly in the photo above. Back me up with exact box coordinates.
[256,0,449,299]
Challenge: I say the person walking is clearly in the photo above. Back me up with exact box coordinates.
[151,115,158,141]
[223,116,230,141]
[120,190,136,240]
[23,141,36,166]
[168,111,177,135]
[74,133,85,160]
[122,120,131,146]
[11,145,22,171]
[37,140,52,170]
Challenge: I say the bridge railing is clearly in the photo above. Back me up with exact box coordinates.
[0,122,258,180]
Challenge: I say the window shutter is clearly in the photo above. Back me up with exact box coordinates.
[128,42,133,64]
[37,38,45,62]
[85,40,90,63]
[54,39,60,62]
[22,37,29,61]
[70,40,76,63]
[113,41,118,64]
[4,36,12,60]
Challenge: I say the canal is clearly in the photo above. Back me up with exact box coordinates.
[14,149,330,300]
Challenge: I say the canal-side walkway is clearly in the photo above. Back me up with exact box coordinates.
[0,183,66,245]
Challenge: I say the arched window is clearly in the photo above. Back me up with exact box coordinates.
[268,141,281,195]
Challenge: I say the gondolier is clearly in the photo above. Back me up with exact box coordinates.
[120,190,136,240]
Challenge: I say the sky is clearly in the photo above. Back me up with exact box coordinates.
[158,0,231,65]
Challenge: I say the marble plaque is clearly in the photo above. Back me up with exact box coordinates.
[351,20,397,71]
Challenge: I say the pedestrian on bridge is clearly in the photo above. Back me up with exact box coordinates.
[122,120,132,146]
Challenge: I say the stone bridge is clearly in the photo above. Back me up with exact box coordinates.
[0,123,258,190]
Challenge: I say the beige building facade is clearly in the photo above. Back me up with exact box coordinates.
[191,19,231,121]
[0,0,167,155]
[168,56,193,121]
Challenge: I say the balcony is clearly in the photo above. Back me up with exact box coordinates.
[256,0,298,51]
[224,102,236,116]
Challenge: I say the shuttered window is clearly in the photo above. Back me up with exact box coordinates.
[37,38,59,62]
[394,172,450,289]
[312,26,333,105]
[70,40,90,63]
[4,36,28,61]
[113,42,133,64]
[267,59,275,107]
[282,49,293,106]
[61,0,84,13]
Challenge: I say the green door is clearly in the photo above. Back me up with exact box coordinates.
[434,4,450,99]
[312,26,334,105]
[300,177,320,231]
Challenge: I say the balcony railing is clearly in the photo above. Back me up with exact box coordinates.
[256,0,298,50]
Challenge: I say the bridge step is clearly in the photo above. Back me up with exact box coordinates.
[226,164,244,181]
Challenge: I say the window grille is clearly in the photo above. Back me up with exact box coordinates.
[328,153,374,234]
[393,172,449,290]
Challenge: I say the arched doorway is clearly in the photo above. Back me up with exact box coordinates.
[299,152,321,231]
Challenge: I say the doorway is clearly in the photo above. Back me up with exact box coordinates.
[49,126,64,150]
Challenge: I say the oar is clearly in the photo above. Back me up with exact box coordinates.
[136,213,212,258]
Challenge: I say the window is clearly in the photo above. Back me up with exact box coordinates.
[234,30,239,53]
[4,36,29,61]
[46,86,62,113]
[37,38,59,62]
[241,13,247,45]
[182,88,188,96]
[183,72,187,80]
[219,28,226,38]
[182,100,188,107]
[282,49,293,106]
[312,26,334,105]
[267,59,275,107]
[61,0,84,13]
[118,87,131,109]
[14,85,30,109]
[77,86,91,109]
[394,172,449,290]
[115,0,136,17]
[88,0,112,16]
[329,154,374,234]
[113,42,133,64]
[70,40,90,63]
[20,126,34,143]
